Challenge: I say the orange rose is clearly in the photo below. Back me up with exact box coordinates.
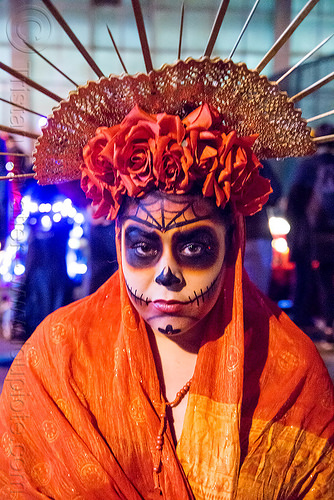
[82,126,120,185]
[183,104,223,179]
[81,127,125,219]
[201,130,271,215]
[154,138,193,193]
[81,167,125,220]
[154,113,193,192]
[80,103,272,219]
[112,106,159,196]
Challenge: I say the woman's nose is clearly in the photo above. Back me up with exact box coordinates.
[155,267,180,286]
[154,245,185,291]
[154,265,185,291]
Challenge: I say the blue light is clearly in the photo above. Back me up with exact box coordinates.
[40,215,52,231]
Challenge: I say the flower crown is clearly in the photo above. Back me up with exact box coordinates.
[81,103,271,220]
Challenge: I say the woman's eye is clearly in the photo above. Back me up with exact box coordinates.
[133,242,158,258]
[179,243,205,257]
[173,229,219,268]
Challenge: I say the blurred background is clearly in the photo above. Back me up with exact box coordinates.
[0,0,333,386]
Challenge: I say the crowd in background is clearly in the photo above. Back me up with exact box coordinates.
[287,124,334,342]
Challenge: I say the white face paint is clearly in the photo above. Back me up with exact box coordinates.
[120,192,228,338]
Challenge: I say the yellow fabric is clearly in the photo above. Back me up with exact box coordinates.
[178,396,241,499]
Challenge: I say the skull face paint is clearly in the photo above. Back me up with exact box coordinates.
[120,192,228,338]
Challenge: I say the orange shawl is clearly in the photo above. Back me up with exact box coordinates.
[0,221,333,499]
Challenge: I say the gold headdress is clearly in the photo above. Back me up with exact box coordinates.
[1,0,334,216]
[34,57,314,186]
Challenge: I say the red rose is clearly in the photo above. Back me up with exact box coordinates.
[200,129,272,215]
[81,166,125,220]
[111,106,159,196]
[182,103,220,131]
[82,126,120,185]
[153,113,193,192]
[201,131,238,207]
[157,112,185,142]
[227,135,272,215]
[80,103,271,220]
[81,127,125,219]
[154,136,194,193]
[235,169,272,215]
[182,104,226,188]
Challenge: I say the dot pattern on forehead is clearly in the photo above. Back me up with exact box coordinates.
[126,196,217,232]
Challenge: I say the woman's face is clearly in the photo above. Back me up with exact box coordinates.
[120,192,228,338]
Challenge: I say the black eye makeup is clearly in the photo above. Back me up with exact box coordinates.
[173,227,220,268]
[125,226,162,267]
[124,224,222,270]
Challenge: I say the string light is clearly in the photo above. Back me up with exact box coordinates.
[0,196,88,283]
[5,162,14,172]
[38,117,48,129]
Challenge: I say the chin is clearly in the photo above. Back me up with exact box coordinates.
[149,317,200,337]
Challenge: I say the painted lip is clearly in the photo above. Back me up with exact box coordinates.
[152,300,187,314]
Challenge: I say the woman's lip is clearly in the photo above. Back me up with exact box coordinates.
[152,300,186,313]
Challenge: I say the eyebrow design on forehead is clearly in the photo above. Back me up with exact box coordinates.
[126,197,214,232]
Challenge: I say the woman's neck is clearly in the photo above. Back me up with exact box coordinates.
[153,318,205,354]
[149,327,199,443]
[149,327,199,382]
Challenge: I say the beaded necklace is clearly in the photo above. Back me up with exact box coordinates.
[153,378,192,487]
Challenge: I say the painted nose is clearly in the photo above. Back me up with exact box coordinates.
[155,267,183,288]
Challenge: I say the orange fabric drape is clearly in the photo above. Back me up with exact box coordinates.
[0,216,333,499]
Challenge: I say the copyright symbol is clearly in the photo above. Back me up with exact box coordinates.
[6,6,51,53]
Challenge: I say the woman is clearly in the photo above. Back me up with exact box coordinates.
[0,102,333,499]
